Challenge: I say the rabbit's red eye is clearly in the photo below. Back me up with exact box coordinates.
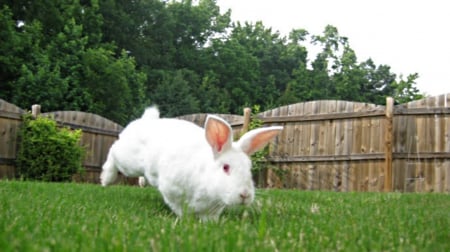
[223,164,230,174]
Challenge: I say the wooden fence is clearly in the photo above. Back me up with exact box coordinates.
[0,99,130,184]
[176,94,450,192]
[0,99,24,178]
[261,94,449,192]
[1,93,449,192]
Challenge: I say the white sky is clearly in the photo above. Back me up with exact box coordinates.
[216,0,449,96]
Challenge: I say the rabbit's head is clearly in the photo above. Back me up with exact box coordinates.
[201,115,283,208]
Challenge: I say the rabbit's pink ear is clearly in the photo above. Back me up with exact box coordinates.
[205,115,233,157]
[238,126,283,156]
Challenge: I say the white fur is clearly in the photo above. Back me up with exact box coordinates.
[100,107,283,221]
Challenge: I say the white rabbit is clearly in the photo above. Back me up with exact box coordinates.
[100,107,283,221]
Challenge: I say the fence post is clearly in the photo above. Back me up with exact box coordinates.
[242,107,251,134]
[31,104,41,118]
[384,97,394,192]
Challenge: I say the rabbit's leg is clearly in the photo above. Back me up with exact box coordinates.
[100,152,118,186]
[138,176,148,187]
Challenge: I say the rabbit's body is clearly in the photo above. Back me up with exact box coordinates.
[101,107,283,220]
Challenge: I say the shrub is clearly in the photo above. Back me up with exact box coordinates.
[247,105,268,173]
[16,114,85,182]
[248,105,286,186]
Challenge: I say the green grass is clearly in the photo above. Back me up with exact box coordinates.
[0,180,449,251]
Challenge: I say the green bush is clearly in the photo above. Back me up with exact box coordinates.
[248,105,287,186]
[16,114,85,182]
[247,105,268,173]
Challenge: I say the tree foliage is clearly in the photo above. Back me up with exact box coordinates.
[0,2,146,124]
[0,0,424,124]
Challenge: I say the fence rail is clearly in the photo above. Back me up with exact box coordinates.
[1,93,449,192]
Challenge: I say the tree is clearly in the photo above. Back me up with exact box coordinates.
[228,21,301,107]
[204,38,260,113]
[197,70,231,113]
[1,1,425,122]
[12,19,91,111]
[0,6,37,99]
[151,69,200,117]
[391,73,424,104]
[98,0,172,67]
[1,1,147,124]
[82,49,147,123]
[166,0,230,69]
[332,46,366,102]
[310,25,423,104]
[278,61,312,104]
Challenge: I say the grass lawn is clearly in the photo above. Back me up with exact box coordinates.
[0,180,449,251]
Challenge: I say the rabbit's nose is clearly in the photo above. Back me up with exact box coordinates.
[240,191,250,199]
